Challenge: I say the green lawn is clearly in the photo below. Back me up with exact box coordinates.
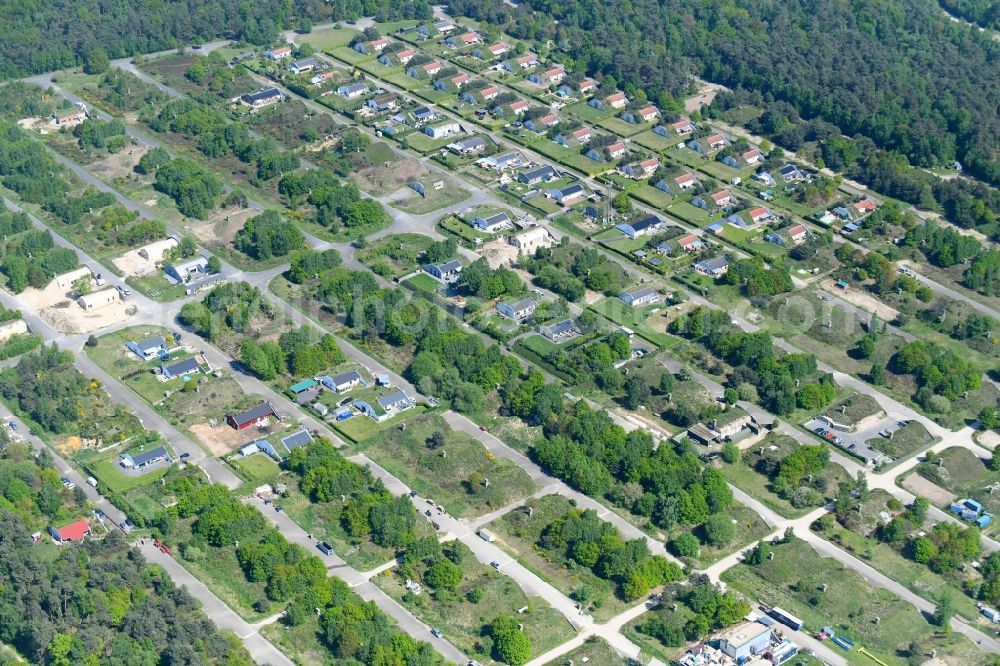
[667,200,710,223]
[866,421,935,461]
[375,551,577,664]
[484,494,632,622]
[355,233,435,279]
[589,297,673,348]
[633,129,679,152]
[722,538,990,666]
[543,638,628,666]
[88,457,170,494]
[364,413,538,518]
[392,181,471,215]
[125,271,189,301]
[229,452,281,483]
[404,272,444,295]
[331,405,427,444]
[597,116,649,137]
[296,27,359,50]
[630,184,675,209]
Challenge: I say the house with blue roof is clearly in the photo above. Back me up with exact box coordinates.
[686,139,706,153]
[705,222,724,235]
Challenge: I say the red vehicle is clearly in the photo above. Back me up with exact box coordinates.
[153,539,174,557]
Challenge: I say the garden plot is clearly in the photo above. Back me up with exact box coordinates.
[186,206,256,248]
[351,155,426,197]
[87,144,149,181]
[40,298,135,334]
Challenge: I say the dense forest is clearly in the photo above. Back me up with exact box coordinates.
[450,0,1000,187]
[0,0,433,79]
[940,0,1000,29]
[0,444,253,665]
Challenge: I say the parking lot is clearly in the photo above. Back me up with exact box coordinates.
[803,414,914,466]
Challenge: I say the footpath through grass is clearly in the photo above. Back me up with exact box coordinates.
[721,538,991,666]
[363,413,538,518]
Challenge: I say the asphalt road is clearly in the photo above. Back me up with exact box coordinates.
[138,542,295,666]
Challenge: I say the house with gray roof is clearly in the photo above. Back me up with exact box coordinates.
[619,287,659,307]
[319,369,368,393]
[281,428,313,452]
[424,259,463,283]
[496,297,537,321]
[126,336,168,361]
[541,319,578,342]
[120,445,171,470]
[160,357,202,380]
[473,212,512,233]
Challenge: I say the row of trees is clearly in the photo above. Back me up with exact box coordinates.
[540,507,683,600]
[287,438,420,550]
[670,306,832,415]
[637,577,750,647]
[533,401,736,537]
[239,326,345,380]
[522,238,629,301]
[179,281,276,342]
[234,209,305,261]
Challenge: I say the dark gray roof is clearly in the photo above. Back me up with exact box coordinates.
[543,319,576,336]
[520,165,556,181]
[242,88,282,104]
[629,215,662,232]
[291,58,318,68]
[480,212,511,226]
[624,287,657,300]
[377,390,411,408]
[136,336,167,352]
[431,259,462,273]
[130,446,169,467]
[281,428,313,451]
[503,297,536,312]
[230,402,276,426]
[558,184,584,197]
[331,369,364,386]
[697,256,731,272]
[454,136,487,149]
[165,357,201,376]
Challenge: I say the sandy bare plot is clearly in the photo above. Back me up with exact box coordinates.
[353,158,427,197]
[478,238,521,269]
[112,238,177,277]
[820,278,899,321]
[87,145,148,181]
[902,472,956,507]
[188,207,255,247]
[15,281,76,311]
[113,250,157,277]
[190,420,289,457]
[40,300,136,334]
[979,430,1000,449]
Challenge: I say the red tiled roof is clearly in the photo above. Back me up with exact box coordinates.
[789,224,808,236]
[749,207,770,219]
[58,519,90,541]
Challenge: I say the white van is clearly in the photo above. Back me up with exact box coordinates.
[87,476,98,487]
